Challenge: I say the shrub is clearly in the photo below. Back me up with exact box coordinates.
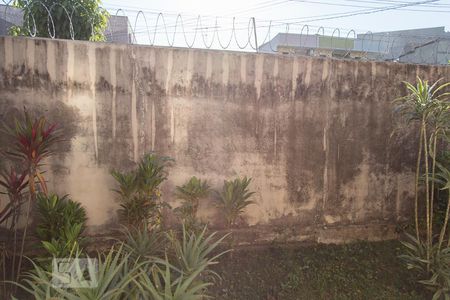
[35,193,87,258]
[111,153,173,230]
[174,177,210,232]
[214,177,255,227]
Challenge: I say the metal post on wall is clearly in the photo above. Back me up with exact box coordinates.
[252,17,258,52]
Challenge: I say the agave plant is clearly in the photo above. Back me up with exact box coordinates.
[111,153,173,230]
[10,257,60,300]
[214,177,255,227]
[169,224,229,277]
[14,245,142,300]
[121,226,166,264]
[136,225,228,300]
[175,177,210,232]
[137,258,212,300]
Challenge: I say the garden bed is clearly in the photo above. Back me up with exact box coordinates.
[211,240,427,300]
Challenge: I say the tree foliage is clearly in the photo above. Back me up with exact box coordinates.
[10,0,109,41]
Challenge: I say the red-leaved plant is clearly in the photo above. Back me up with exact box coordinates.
[1,109,59,283]
[0,167,27,286]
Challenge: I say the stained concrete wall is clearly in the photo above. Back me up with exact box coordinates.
[1,36,448,244]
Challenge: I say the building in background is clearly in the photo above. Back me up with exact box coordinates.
[259,32,368,59]
[259,27,450,65]
[0,4,134,43]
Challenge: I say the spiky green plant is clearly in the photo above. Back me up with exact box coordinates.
[137,225,229,299]
[393,78,450,271]
[111,170,137,199]
[137,258,211,300]
[14,245,143,300]
[117,195,156,229]
[121,226,166,264]
[36,193,87,242]
[0,167,27,227]
[214,177,255,227]
[111,153,173,230]
[169,225,229,277]
[10,257,60,300]
[175,177,210,232]
[400,233,450,299]
[0,167,27,286]
[432,162,450,251]
[136,154,173,196]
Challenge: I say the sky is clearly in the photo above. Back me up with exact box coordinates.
[100,0,450,50]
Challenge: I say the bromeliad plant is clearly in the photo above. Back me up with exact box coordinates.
[120,225,166,264]
[174,177,210,232]
[169,224,230,278]
[13,245,143,300]
[111,153,173,230]
[15,227,230,300]
[1,109,59,282]
[214,177,255,228]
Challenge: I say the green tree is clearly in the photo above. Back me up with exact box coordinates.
[10,0,109,41]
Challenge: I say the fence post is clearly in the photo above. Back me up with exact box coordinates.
[252,17,258,52]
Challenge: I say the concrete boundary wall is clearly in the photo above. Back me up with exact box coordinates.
[1,36,448,244]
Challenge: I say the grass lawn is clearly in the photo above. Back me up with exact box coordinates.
[211,240,428,300]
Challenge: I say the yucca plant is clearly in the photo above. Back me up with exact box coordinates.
[432,162,450,251]
[111,153,173,230]
[422,247,450,299]
[175,177,210,232]
[400,233,450,299]
[394,78,450,271]
[214,177,255,227]
[2,109,60,282]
